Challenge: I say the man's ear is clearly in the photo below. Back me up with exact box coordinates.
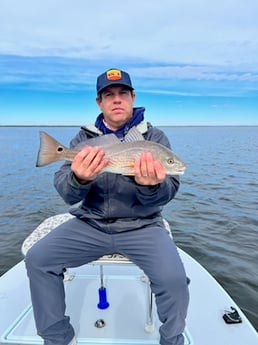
[96,95,101,106]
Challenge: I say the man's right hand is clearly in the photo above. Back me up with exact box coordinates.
[71,146,109,184]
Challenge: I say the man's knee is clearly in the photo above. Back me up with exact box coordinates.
[25,242,50,272]
[165,270,188,292]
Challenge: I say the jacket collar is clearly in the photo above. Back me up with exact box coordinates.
[94,107,145,139]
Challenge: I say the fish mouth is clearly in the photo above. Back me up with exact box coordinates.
[175,167,186,174]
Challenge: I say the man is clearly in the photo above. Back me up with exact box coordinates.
[26,68,189,345]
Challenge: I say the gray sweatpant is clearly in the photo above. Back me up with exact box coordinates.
[25,217,189,345]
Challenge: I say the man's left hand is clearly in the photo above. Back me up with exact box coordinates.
[134,152,166,185]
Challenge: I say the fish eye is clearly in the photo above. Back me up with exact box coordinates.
[167,158,174,165]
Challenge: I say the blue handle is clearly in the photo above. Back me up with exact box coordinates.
[97,287,110,309]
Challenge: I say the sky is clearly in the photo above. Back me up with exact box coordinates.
[0,0,258,126]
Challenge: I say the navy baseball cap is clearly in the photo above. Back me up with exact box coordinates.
[96,68,134,94]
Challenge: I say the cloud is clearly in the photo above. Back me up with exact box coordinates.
[1,0,258,101]
[1,54,258,99]
[0,0,258,67]
[131,65,258,81]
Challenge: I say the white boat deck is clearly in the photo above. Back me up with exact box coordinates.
[0,212,257,345]
[1,261,192,345]
[1,248,257,345]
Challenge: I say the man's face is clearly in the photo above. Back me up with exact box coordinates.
[96,85,135,130]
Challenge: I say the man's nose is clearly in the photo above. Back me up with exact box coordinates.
[113,94,122,102]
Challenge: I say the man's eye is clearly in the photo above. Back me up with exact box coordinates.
[120,90,130,96]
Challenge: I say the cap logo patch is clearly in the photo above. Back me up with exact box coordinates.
[106,69,122,81]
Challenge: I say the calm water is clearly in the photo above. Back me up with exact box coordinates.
[0,126,257,330]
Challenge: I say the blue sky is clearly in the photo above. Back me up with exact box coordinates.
[0,0,257,126]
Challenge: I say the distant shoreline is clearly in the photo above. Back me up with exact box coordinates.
[1,125,257,128]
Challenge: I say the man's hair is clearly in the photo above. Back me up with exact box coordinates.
[97,86,134,101]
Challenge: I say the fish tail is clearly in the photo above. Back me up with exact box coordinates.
[36,131,69,167]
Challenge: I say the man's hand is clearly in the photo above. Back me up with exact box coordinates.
[134,152,166,185]
[71,146,109,184]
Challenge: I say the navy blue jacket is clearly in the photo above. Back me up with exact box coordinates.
[54,108,180,230]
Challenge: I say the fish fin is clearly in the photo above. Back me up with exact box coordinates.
[77,127,143,149]
[124,127,145,142]
[36,131,69,167]
[118,162,136,175]
[76,133,120,149]
[135,121,148,134]
[103,159,136,175]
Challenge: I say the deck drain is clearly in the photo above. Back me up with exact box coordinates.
[95,319,106,328]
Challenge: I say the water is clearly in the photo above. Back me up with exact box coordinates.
[0,126,257,330]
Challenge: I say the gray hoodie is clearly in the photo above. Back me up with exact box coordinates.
[54,120,180,232]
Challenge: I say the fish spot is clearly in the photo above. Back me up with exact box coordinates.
[57,146,64,152]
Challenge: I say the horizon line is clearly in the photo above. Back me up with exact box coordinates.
[1,124,258,128]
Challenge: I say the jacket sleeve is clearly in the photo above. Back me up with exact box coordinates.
[133,127,180,207]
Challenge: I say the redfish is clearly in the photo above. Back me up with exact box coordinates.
[36,129,186,175]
